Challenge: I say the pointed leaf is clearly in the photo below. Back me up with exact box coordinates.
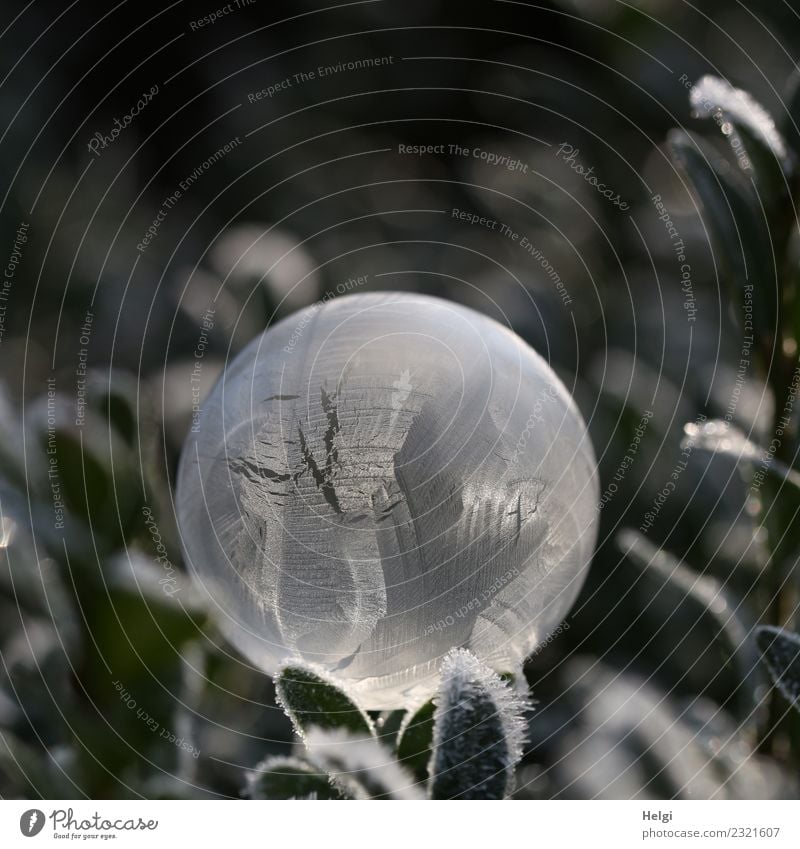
[559,657,787,800]
[668,129,775,342]
[780,67,800,156]
[81,368,141,446]
[783,223,800,349]
[304,728,424,800]
[428,649,527,800]
[618,530,761,723]
[690,75,794,178]
[755,625,800,711]
[396,700,435,781]
[275,662,375,739]
[0,732,77,798]
[682,419,800,490]
[245,755,348,799]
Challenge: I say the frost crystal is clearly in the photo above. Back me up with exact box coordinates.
[176,292,598,708]
[428,648,529,799]
[690,75,792,171]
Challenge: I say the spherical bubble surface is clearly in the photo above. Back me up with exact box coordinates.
[176,292,598,708]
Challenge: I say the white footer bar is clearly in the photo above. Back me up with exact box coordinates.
[1,800,797,848]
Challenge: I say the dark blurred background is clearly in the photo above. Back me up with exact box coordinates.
[1,0,799,799]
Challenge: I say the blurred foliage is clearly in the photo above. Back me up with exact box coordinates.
[2,0,800,799]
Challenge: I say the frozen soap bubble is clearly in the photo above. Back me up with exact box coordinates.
[176,292,598,709]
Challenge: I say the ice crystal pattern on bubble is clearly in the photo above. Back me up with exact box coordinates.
[176,292,598,708]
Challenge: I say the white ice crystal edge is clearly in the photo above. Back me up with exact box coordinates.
[395,698,433,749]
[682,418,760,460]
[428,648,530,795]
[273,658,376,740]
[303,727,425,800]
[690,75,791,168]
[682,419,800,489]
[245,754,338,800]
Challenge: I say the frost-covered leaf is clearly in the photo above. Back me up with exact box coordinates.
[106,551,204,616]
[0,387,34,491]
[396,700,435,781]
[667,129,775,341]
[554,658,792,799]
[81,368,141,445]
[303,728,424,800]
[27,393,141,551]
[755,626,800,710]
[0,732,78,798]
[690,75,794,177]
[245,755,348,800]
[275,662,375,739]
[428,649,527,800]
[1,617,77,746]
[618,530,761,723]
[209,224,321,314]
[0,506,77,646]
[682,419,800,490]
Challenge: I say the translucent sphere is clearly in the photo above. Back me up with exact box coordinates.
[176,292,598,709]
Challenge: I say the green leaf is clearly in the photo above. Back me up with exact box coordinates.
[0,388,31,491]
[618,530,762,724]
[82,369,140,445]
[428,649,527,800]
[0,732,78,798]
[27,392,142,553]
[303,728,424,799]
[559,657,786,799]
[667,129,776,344]
[682,419,800,490]
[0,499,78,645]
[246,755,348,799]
[690,75,794,182]
[396,700,435,781]
[779,221,800,358]
[756,626,800,711]
[780,67,800,156]
[274,663,375,739]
